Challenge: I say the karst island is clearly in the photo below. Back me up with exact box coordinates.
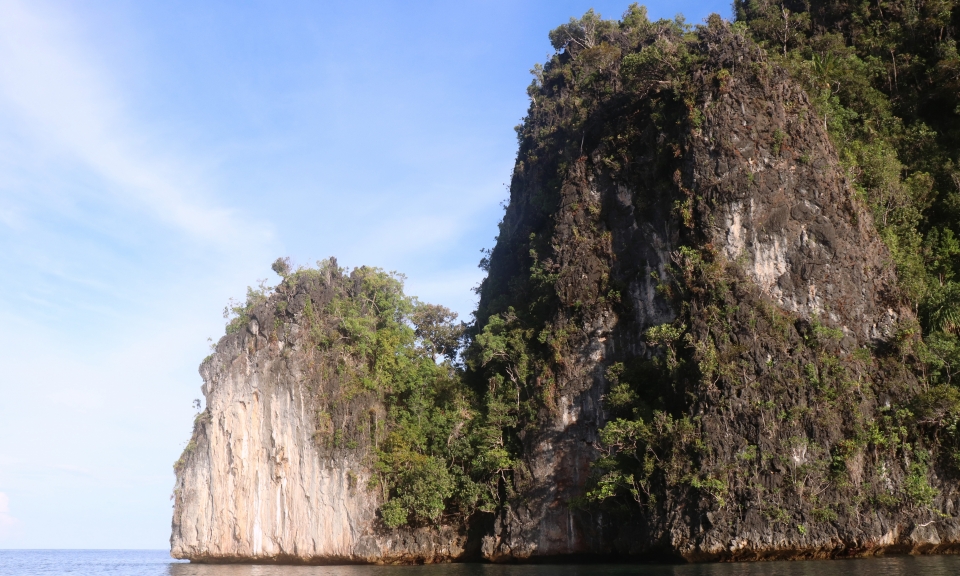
[171,1,960,564]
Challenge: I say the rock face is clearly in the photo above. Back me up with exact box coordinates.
[170,334,376,562]
[474,22,960,561]
[174,20,960,564]
[687,43,901,347]
[171,272,470,564]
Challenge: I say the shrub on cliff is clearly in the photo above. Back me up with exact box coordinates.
[305,264,480,528]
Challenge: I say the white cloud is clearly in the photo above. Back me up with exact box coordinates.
[0,492,19,539]
[0,0,270,249]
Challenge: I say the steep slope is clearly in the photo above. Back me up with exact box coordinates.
[171,262,474,563]
[469,12,960,561]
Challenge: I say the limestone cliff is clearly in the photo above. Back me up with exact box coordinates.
[171,265,471,563]
[170,332,377,562]
[472,17,960,561]
[174,11,960,564]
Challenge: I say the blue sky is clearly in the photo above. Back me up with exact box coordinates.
[0,0,732,549]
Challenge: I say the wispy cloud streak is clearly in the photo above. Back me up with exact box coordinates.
[0,0,268,248]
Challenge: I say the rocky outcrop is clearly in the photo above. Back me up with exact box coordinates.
[171,334,374,562]
[687,38,903,346]
[171,272,471,564]
[474,21,960,561]
[173,16,960,564]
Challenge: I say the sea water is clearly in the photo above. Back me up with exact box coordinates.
[2,550,960,576]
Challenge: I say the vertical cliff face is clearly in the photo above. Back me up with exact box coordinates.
[473,17,960,561]
[171,266,471,564]
[171,327,375,562]
[686,35,902,346]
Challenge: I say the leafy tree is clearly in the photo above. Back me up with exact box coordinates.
[271,256,292,278]
[410,303,464,361]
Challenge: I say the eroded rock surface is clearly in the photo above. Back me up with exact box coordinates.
[171,275,469,564]
[174,22,960,564]
[475,24,960,561]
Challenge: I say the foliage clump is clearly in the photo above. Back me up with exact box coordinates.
[222,259,482,529]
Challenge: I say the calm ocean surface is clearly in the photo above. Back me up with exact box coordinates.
[2,550,960,576]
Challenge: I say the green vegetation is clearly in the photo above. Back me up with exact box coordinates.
[203,2,960,535]
[305,264,482,528]
[467,2,960,527]
[220,260,484,528]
